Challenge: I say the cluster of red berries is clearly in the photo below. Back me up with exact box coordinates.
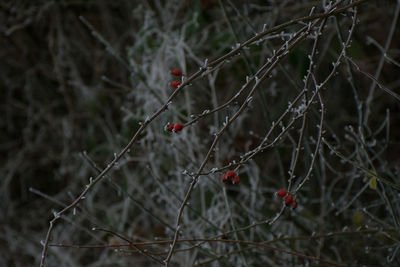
[222,170,240,185]
[277,189,297,209]
[167,123,184,132]
[166,69,184,132]
[170,69,182,88]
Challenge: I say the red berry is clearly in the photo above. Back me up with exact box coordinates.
[167,124,174,132]
[222,174,229,184]
[170,80,181,88]
[226,170,236,179]
[232,175,240,184]
[174,123,184,132]
[171,69,182,76]
[277,189,287,197]
[222,170,240,185]
[284,194,294,205]
[291,201,298,209]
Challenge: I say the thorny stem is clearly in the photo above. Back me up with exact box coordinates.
[346,56,400,102]
[51,227,397,249]
[93,228,164,265]
[51,226,398,265]
[296,7,359,193]
[295,89,325,193]
[287,17,327,193]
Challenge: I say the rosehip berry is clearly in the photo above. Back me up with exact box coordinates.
[277,189,287,197]
[167,124,174,132]
[284,194,294,205]
[174,123,184,132]
[226,170,236,179]
[171,69,182,76]
[232,175,240,184]
[222,170,239,185]
[170,80,181,88]
[291,201,298,209]
[222,174,229,184]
